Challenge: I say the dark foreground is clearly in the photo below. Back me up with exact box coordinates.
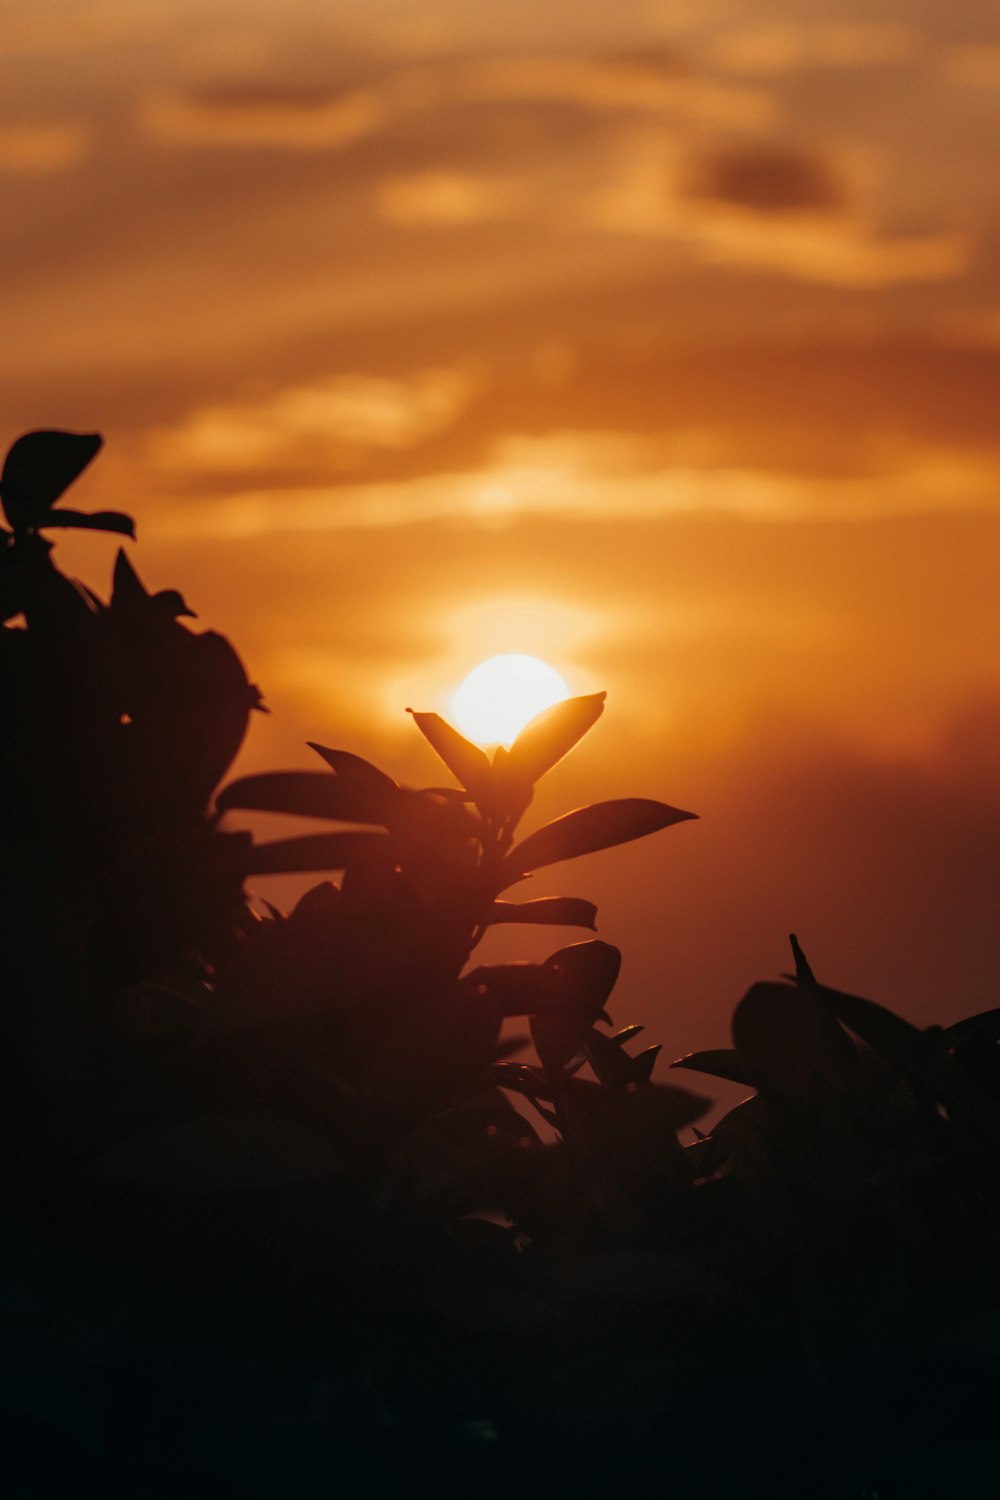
[3,431,999,1497]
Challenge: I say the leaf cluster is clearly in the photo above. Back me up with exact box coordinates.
[2,431,1000,1499]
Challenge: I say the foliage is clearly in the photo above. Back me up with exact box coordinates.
[3,431,1000,1498]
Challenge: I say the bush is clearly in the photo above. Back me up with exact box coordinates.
[2,430,999,1498]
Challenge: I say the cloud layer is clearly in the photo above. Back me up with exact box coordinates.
[5,0,1000,1036]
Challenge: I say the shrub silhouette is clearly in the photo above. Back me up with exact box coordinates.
[2,430,999,1499]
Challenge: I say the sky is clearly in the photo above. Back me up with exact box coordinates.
[4,0,1000,1066]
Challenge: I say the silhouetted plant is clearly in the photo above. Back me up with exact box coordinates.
[2,429,999,1500]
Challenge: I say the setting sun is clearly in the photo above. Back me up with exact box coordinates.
[452,653,570,746]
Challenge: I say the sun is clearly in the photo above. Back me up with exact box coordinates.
[452,653,570,747]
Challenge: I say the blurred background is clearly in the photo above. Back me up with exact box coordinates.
[4,0,999,1063]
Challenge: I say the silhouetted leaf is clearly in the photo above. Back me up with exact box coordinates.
[546,940,621,1003]
[245,830,390,874]
[112,546,161,615]
[1,429,103,528]
[462,962,559,1018]
[531,940,621,1070]
[109,560,194,618]
[507,692,606,784]
[812,982,923,1066]
[812,982,1000,1145]
[951,1024,1000,1100]
[37,507,134,538]
[789,931,817,986]
[630,1044,662,1081]
[586,1027,634,1088]
[945,1006,1000,1049]
[483,744,535,827]
[307,743,399,800]
[406,709,491,797]
[611,1024,644,1046]
[290,879,340,920]
[492,1061,553,1100]
[586,1032,661,1090]
[491,1068,563,1128]
[503,798,696,879]
[576,1080,710,1163]
[487,897,598,929]
[152,587,195,618]
[670,1048,751,1086]
[711,1092,769,1139]
[732,982,858,1102]
[217,770,393,824]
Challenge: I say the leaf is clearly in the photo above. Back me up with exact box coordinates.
[812,982,1000,1138]
[586,1027,634,1088]
[462,963,558,1018]
[152,587,195,618]
[0,430,103,528]
[629,1044,662,1082]
[216,770,394,824]
[484,744,535,823]
[244,830,390,875]
[487,897,598,930]
[503,798,696,880]
[670,1048,751,1086]
[531,940,621,1071]
[507,692,606,784]
[711,1093,769,1139]
[492,1061,553,1101]
[585,1030,662,1090]
[291,880,340,920]
[811,982,923,1066]
[111,546,148,612]
[944,1006,1000,1049]
[789,931,817,986]
[545,940,621,1003]
[307,743,399,800]
[611,1024,644,1046]
[37,507,135,538]
[732,982,858,1102]
[406,710,491,797]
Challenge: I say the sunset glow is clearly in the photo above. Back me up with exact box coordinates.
[5,0,1000,1045]
[8,10,1000,1476]
[452,653,569,746]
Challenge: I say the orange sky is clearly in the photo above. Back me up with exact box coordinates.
[4,0,1000,1060]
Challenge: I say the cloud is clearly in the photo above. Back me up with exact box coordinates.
[145,366,481,477]
[142,86,384,151]
[448,54,777,129]
[376,170,531,226]
[141,50,777,156]
[684,146,842,213]
[587,136,970,287]
[143,426,1000,543]
[694,214,969,289]
[707,23,918,75]
[0,121,90,174]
